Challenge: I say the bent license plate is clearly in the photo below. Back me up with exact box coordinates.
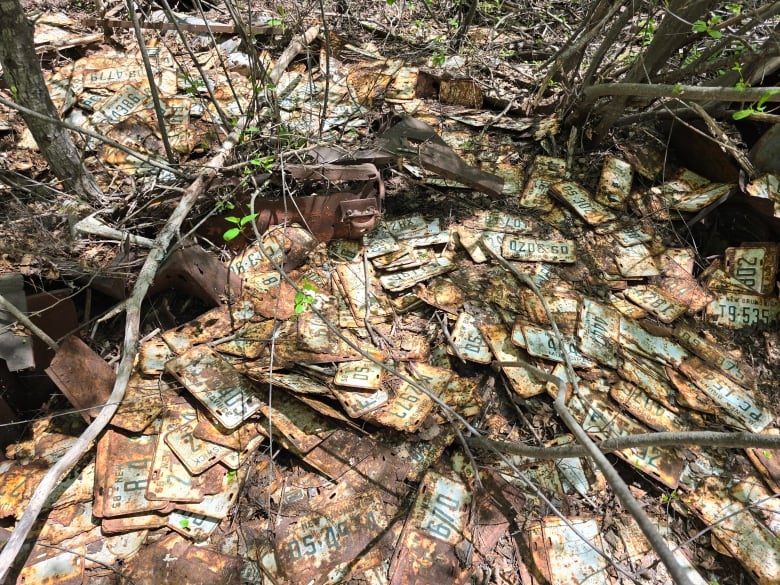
[166,345,265,429]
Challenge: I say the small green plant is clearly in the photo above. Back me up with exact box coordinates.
[732,62,748,92]
[431,50,446,67]
[725,3,742,15]
[294,280,317,315]
[179,518,190,528]
[637,18,656,46]
[732,89,779,120]
[226,470,237,483]
[223,212,259,242]
[250,155,275,171]
[692,16,722,39]
[660,490,678,504]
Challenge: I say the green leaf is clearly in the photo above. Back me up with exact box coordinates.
[707,29,722,39]
[223,227,241,241]
[239,213,259,227]
[267,18,283,26]
[692,20,708,33]
[732,108,754,120]
[757,89,780,109]
[224,216,241,224]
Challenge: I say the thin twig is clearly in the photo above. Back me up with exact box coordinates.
[0,293,59,350]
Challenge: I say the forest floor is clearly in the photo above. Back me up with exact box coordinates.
[1,0,780,584]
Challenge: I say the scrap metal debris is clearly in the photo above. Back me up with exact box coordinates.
[2,11,780,585]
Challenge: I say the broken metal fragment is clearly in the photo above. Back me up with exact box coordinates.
[527,517,609,585]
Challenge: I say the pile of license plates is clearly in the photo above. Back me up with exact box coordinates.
[4,156,780,584]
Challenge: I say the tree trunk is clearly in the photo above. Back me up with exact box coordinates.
[0,0,104,203]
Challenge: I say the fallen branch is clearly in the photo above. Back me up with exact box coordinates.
[472,430,780,459]
[583,82,780,103]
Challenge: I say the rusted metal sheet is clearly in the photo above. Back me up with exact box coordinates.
[623,284,688,323]
[681,477,780,584]
[617,353,679,411]
[379,256,455,292]
[0,273,34,372]
[618,317,688,368]
[166,344,265,429]
[667,181,733,212]
[706,291,780,328]
[170,466,246,540]
[275,491,388,584]
[674,325,755,387]
[461,209,535,234]
[389,471,471,584]
[577,299,621,368]
[448,312,492,364]
[95,426,167,517]
[501,236,576,263]
[514,323,596,368]
[123,532,242,585]
[475,309,547,398]
[527,517,609,585]
[378,117,504,197]
[45,335,114,421]
[0,462,46,518]
[657,250,714,313]
[613,242,660,277]
[110,371,167,433]
[150,242,242,305]
[335,262,393,324]
[609,380,693,432]
[146,399,204,502]
[723,242,778,295]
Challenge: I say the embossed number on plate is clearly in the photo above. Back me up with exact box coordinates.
[501,236,576,263]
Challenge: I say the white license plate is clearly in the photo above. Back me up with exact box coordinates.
[624,285,687,323]
[706,293,780,328]
[449,312,492,363]
[551,181,617,225]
